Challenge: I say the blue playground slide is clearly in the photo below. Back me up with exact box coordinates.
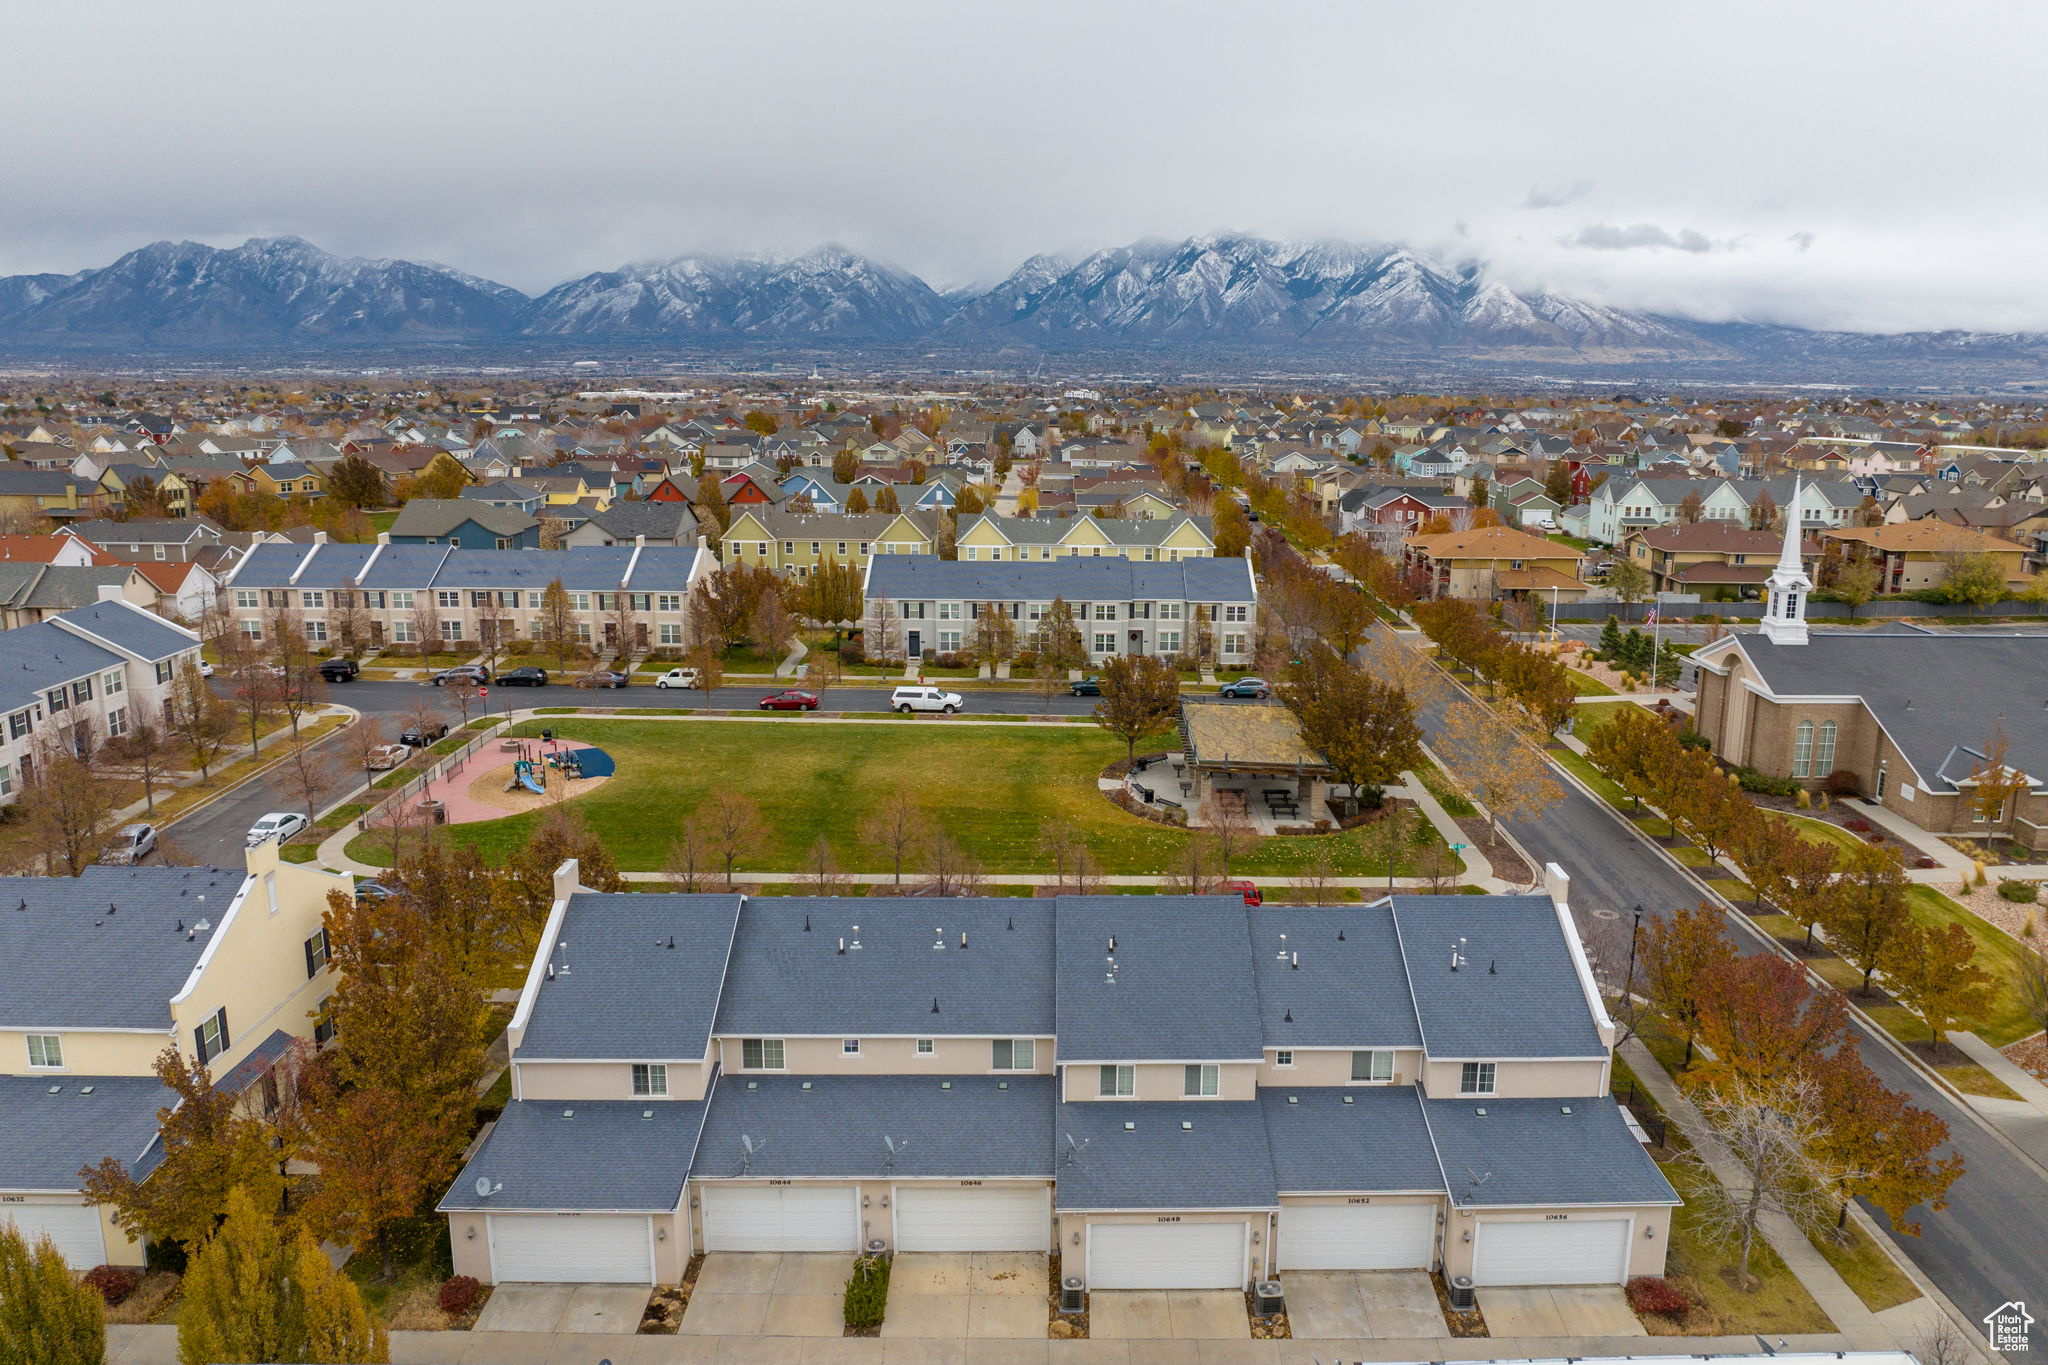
[518,771,545,795]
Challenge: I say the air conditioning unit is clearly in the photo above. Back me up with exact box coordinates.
[1059,1276,1086,1314]
[1447,1275,1476,1310]
[864,1239,888,1256]
[1254,1280,1285,1315]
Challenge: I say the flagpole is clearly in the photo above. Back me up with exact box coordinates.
[1649,602,1661,695]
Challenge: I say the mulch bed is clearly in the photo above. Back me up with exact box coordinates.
[1455,817,1533,884]
[639,1254,701,1334]
[2003,1033,2048,1083]
[1244,1290,1291,1339]
[1431,1270,1489,1337]
[1047,1253,1087,1339]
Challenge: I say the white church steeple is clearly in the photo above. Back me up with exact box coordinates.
[1760,479,1810,646]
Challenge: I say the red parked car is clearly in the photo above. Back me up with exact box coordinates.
[1222,879,1262,906]
[758,689,820,711]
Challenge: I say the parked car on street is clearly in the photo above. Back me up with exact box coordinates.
[575,669,630,689]
[1218,677,1272,699]
[353,879,398,903]
[365,743,411,770]
[101,823,158,864]
[399,721,450,747]
[1070,675,1102,696]
[758,689,820,711]
[654,667,701,689]
[246,812,310,847]
[318,657,360,682]
[197,660,215,678]
[891,684,963,714]
[1223,879,1262,907]
[433,665,490,686]
[497,666,549,687]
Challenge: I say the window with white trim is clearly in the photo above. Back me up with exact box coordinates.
[1157,631,1181,654]
[1350,1050,1394,1083]
[235,590,259,609]
[26,1034,62,1068]
[916,1038,934,1055]
[1222,633,1246,656]
[1460,1061,1496,1095]
[659,624,682,646]
[633,1063,669,1096]
[658,594,681,612]
[1093,603,1116,620]
[436,590,460,609]
[300,590,325,609]
[1224,605,1249,622]
[841,1038,861,1056]
[1792,719,1814,777]
[1099,1064,1134,1096]
[1274,1050,1294,1068]
[440,620,463,642]
[937,601,962,620]
[305,621,328,642]
[1813,719,1837,775]
[1093,633,1115,653]
[937,630,962,652]
[106,707,127,738]
[392,621,413,643]
[195,1008,230,1066]
[1183,1064,1220,1097]
[740,1038,785,1070]
[304,927,330,978]
[992,1038,1034,1070]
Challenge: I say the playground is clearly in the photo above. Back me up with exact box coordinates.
[438,737,618,820]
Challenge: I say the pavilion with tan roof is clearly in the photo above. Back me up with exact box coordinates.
[1141,698,1338,831]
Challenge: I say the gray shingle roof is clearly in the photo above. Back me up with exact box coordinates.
[578,501,697,541]
[0,866,245,1029]
[387,499,537,539]
[1249,905,1422,1049]
[1390,897,1606,1060]
[713,898,1055,1038]
[1423,1099,1679,1207]
[230,541,707,594]
[438,1099,704,1213]
[1055,897,1262,1062]
[51,599,198,663]
[1260,1087,1443,1194]
[517,895,742,1062]
[692,1074,1054,1180]
[865,555,1254,605]
[1052,1101,1277,1210]
[0,1074,171,1189]
[16,567,143,612]
[0,622,126,719]
[1729,633,2048,795]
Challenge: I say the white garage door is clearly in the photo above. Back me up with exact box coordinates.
[0,1201,106,1269]
[488,1214,652,1284]
[1281,1202,1436,1270]
[701,1185,857,1252]
[1473,1218,1630,1286]
[1088,1221,1246,1290]
[895,1186,1049,1252]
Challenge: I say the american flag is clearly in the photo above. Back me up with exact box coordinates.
[1644,607,1658,626]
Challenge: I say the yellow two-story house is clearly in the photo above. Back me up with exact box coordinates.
[955,512,1215,563]
[0,845,351,1268]
[720,508,940,579]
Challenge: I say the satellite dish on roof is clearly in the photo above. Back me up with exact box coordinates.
[475,1176,501,1198]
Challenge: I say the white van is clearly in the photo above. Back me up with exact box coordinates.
[890,684,963,714]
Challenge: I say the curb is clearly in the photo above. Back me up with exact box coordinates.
[156,706,362,833]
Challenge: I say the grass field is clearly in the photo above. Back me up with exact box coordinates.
[344,717,1447,878]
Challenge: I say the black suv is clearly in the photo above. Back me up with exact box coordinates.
[497,666,549,687]
[399,721,450,747]
[318,657,360,682]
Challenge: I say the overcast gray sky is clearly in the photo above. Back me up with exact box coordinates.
[4,0,2042,333]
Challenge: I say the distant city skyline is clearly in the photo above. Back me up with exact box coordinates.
[4,0,2043,335]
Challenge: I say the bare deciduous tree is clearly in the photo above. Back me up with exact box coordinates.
[167,659,234,783]
[858,787,928,887]
[102,719,172,814]
[803,834,847,893]
[701,789,767,890]
[665,819,711,893]
[1199,796,1261,879]
[17,727,117,875]
[922,832,983,896]
[1680,1080,1853,1286]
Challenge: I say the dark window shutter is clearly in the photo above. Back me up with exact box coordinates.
[194,1026,208,1062]
[304,937,317,979]
[216,1009,228,1054]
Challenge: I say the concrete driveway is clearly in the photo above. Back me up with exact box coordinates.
[884,1252,1046,1339]
[1477,1286,1646,1337]
[680,1253,847,1337]
[1282,1270,1447,1339]
[470,1283,650,1333]
[1089,1289,1248,1339]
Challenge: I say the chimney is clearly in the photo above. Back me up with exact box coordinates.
[313,530,329,545]
[376,532,391,546]
[1543,862,1570,914]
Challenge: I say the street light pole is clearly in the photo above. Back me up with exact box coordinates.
[1622,903,1644,1021]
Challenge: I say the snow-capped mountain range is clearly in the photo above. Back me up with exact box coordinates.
[0,233,2042,376]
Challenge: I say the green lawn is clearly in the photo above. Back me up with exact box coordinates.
[1548,532,1597,552]
[1659,1159,1834,1334]
[1564,670,1618,697]
[367,510,399,534]
[1811,1219,1921,1313]
[345,718,1447,878]
[1769,812,1864,853]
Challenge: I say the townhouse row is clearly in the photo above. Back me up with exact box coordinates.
[223,536,715,655]
[441,864,1676,1291]
[860,556,1259,663]
[0,598,202,804]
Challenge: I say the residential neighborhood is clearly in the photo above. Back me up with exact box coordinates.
[0,372,2042,1363]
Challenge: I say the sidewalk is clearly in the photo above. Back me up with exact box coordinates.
[1843,797,1975,876]
[102,1321,1898,1365]
[1947,1030,2048,1165]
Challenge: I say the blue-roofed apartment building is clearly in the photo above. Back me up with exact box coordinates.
[861,555,1258,666]
[439,861,1674,1291]
[0,598,203,804]
[224,534,716,656]
[0,846,353,1268]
